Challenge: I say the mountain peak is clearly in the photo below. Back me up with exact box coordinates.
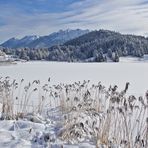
[8,37,18,41]
[21,35,39,42]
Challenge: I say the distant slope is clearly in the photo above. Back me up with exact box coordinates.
[1,36,39,49]
[1,38,19,48]
[1,29,89,49]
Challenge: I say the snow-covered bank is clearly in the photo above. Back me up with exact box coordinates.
[0,78,147,148]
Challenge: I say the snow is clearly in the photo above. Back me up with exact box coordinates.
[120,55,148,63]
[0,59,148,147]
[0,110,97,148]
[0,60,148,95]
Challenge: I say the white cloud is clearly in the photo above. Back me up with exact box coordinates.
[0,0,148,43]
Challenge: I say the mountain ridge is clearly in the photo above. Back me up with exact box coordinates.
[1,29,89,49]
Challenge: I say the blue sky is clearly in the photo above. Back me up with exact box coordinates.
[0,0,148,43]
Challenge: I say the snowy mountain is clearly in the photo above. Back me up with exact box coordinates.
[1,36,39,49]
[1,29,89,49]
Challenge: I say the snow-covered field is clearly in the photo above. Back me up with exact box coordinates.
[0,60,148,147]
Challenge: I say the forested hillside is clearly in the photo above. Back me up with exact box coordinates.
[48,30,148,62]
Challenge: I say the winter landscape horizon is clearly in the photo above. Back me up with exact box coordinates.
[0,0,148,148]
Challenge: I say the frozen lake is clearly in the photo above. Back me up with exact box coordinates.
[0,61,148,95]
